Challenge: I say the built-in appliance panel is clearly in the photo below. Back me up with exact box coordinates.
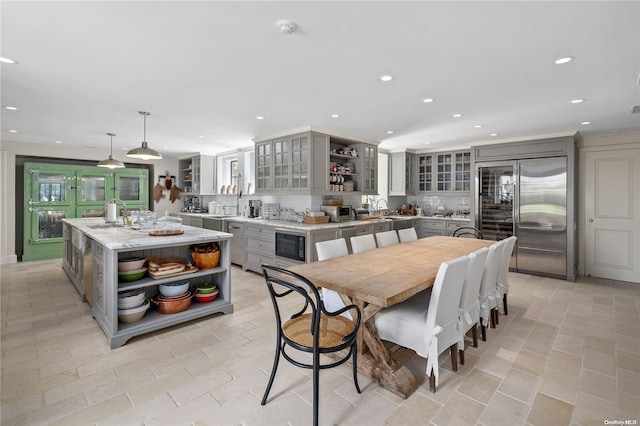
[516,226,566,250]
[517,247,567,277]
[474,137,569,161]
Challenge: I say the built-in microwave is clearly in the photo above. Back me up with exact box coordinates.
[320,205,352,223]
[275,231,306,262]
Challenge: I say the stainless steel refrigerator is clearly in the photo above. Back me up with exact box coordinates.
[476,157,567,278]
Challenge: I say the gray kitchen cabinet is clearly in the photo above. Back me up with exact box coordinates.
[446,219,469,236]
[389,151,416,196]
[225,221,244,266]
[178,154,216,195]
[417,218,446,238]
[417,154,434,192]
[417,150,470,193]
[243,224,275,273]
[362,143,378,194]
[308,228,340,262]
[254,128,378,195]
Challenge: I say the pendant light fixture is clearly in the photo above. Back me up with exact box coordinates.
[126,111,162,160]
[97,132,125,169]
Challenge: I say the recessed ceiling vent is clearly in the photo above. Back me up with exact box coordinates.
[631,105,640,114]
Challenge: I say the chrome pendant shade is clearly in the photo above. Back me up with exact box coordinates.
[126,111,162,160]
[97,132,125,169]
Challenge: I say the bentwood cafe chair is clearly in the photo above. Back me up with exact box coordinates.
[261,265,362,426]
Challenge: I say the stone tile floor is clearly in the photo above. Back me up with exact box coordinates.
[1,259,639,425]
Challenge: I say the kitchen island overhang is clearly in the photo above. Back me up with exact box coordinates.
[62,218,233,349]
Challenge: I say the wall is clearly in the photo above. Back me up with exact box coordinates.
[0,141,181,264]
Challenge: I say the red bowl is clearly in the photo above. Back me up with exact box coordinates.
[194,291,218,303]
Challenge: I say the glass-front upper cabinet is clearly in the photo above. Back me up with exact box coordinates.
[454,151,471,191]
[114,169,147,207]
[255,141,272,192]
[417,154,433,192]
[436,153,453,191]
[273,138,290,190]
[290,134,309,190]
[362,144,377,194]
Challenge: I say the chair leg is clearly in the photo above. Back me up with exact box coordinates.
[494,308,499,326]
[261,340,282,405]
[503,294,509,315]
[490,308,496,328]
[459,348,465,365]
[352,344,361,393]
[481,323,487,341]
[429,371,436,393]
[450,344,458,372]
[471,323,478,348]
[312,350,320,426]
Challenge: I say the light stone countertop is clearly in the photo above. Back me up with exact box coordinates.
[63,218,232,251]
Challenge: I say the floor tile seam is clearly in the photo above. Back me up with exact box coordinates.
[493,387,536,408]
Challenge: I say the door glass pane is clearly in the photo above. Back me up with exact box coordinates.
[118,176,140,200]
[37,174,66,202]
[38,210,66,239]
[82,209,104,218]
[82,176,106,201]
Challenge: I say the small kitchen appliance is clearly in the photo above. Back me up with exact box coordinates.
[320,205,352,223]
[248,200,261,218]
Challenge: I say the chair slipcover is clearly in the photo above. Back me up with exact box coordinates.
[398,227,418,243]
[479,240,503,328]
[315,239,352,320]
[376,230,399,248]
[496,236,517,314]
[350,234,377,254]
[458,247,490,355]
[374,255,470,387]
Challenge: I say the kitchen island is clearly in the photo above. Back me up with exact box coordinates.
[62,218,233,349]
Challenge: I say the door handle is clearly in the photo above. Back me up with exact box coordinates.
[588,218,594,222]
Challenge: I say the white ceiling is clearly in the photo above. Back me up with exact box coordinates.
[1,1,639,158]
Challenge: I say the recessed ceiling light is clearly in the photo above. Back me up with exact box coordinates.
[424,142,431,145]
[8,129,18,133]
[452,113,463,118]
[473,124,484,128]
[422,98,434,103]
[55,140,62,144]
[197,135,204,138]
[386,130,394,134]
[331,114,340,118]
[570,99,586,104]
[490,133,498,137]
[3,106,18,110]
[554,56,574,65]
[256,116,265,120]
[379,75,394,82]
[0,57,18,64]
[581,121,592,125]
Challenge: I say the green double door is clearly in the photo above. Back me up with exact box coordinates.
[23,162,149,261]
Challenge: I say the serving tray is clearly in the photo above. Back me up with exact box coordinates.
[147,265,198,279]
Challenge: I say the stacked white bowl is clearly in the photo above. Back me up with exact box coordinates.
[118,290,149,323]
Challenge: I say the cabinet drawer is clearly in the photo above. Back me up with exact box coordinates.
[420,220,446,230]
[245,252,274,267]
[372,222,391,233]
[355,225,373,235]
[245,237,275,253]
[446,221,469,230]
[245,225,275,239]
[418,229,445,238]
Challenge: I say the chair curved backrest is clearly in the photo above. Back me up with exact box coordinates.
[350,234,377,254]
[315,239,351,319]
[453,227,483,239]
[376,230,399,248]
[398,227,418,243]
[261,265,362,425]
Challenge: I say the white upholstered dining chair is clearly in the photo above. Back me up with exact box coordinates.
[496,236,517,315]
[458,247,489,364]
[478,240,504,341]
[375,230,399,248]
[315,238,351,320]
[374,255,471,392]
[398,227,418,243]
[350,234,377,254]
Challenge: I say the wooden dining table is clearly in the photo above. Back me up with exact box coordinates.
[289,235,494,398]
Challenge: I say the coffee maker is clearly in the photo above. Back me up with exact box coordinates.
[248,200,261,218]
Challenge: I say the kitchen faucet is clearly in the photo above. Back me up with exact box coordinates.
[374,198,388,215]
